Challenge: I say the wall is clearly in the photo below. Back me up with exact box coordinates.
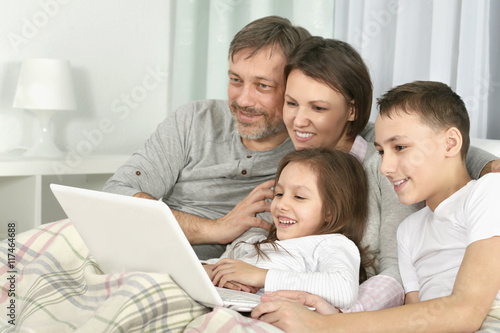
[2,0,497,161]
[0,0,172,157]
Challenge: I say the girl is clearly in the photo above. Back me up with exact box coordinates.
[204,148,374,309]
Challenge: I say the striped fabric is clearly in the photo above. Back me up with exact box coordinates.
[184,307,284,333]
[349,135,368,163]
[0,220,209,332]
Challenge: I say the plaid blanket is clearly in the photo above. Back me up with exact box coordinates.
[0,220,209,332]
[0,220,282,333]
[184,307,283,333]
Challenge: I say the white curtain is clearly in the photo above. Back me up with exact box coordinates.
[168,0,500,139]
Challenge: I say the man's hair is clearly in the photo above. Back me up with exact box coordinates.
[229,16,311,62]
[251,148,375,282]
[377,81,470,159]
[284,37,373,140]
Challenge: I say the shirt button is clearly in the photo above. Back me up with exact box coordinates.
[241,170,247,175]
[247,155,252,158]
[136,171,141,176]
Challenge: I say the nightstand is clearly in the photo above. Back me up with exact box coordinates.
[0,155,130,239]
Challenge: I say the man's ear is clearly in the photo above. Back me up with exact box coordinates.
[444,127,463,157]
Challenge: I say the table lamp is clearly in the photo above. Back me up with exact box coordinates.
[13,58,76,158]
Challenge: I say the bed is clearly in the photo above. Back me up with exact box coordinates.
[1,138,499,332]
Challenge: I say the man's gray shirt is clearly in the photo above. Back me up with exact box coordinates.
[103,99,294,258]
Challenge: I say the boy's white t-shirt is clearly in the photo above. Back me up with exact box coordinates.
[397,173,500,302]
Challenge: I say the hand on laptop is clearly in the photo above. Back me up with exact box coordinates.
[220,281,260,294]
[203,263,215,278]
[211,259,268,292]
[203,263,259,293]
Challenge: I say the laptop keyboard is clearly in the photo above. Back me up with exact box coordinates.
[215,286,262,305]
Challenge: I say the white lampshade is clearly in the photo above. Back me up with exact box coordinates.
[13,58,76,111]
[12,58,76,158]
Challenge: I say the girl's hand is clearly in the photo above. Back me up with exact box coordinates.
[211,258,268,289]
[204,263,259,293]
[203,264,215,278]
[220,281,260,294]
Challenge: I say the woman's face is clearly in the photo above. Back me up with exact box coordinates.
[283,69,356,151]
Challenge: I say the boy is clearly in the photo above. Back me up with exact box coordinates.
[251,81,500,332]
[374,81,500,331]
[252,82,500,333]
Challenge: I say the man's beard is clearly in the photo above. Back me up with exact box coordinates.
[230,102,287,140]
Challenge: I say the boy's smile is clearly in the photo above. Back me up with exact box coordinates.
[391,177,410,193]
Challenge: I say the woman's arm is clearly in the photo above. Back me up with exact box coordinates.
[253,236,500,333]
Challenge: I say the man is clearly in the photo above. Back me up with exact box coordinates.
[103,16,311,259]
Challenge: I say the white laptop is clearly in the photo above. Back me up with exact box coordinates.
[50,183,262,312]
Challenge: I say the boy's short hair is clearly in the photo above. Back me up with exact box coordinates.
[377,81,470,160]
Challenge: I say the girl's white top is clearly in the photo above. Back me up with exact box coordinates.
[207,233,360,309]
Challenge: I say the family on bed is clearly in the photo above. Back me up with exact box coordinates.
[102,16,500,332]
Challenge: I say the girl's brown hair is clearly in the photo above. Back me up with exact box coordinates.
[251,148,375,283]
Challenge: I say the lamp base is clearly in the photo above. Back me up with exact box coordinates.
[24,109,64,159]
